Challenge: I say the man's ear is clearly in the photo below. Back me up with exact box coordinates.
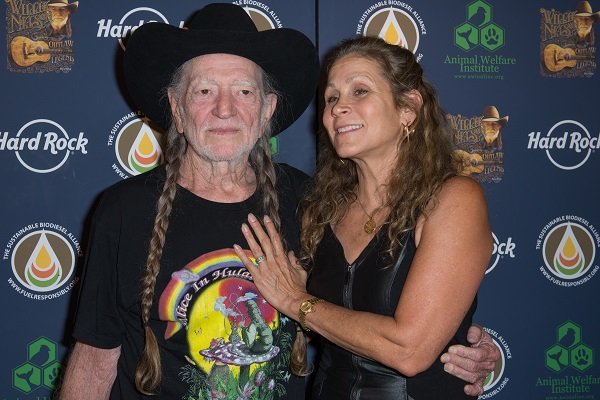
[262,93,277,124]
[168,89,184,133]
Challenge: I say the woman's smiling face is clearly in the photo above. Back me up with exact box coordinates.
[322,55,405,162]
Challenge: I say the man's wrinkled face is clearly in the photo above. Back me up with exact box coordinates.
[575,16,594,39]
[482,121,502,144]
[168,54,276,165]
[48,6,70,31]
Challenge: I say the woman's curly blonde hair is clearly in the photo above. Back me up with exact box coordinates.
[300,36,461,267]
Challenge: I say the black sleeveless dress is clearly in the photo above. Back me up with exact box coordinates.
[307,225,476,399]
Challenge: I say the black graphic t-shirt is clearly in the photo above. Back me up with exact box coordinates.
[72,164,308,399]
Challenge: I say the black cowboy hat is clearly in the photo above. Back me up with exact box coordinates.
[123,3,319,134]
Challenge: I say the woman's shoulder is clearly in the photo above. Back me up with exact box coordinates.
[437,175,485,202]
[420,176,487,227]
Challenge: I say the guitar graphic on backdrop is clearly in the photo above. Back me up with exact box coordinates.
[543,44,595,72]
[10,36,72,67]
[455,150,502,175]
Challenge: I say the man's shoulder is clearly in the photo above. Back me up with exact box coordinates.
[100,166,165,203]
[275,163,310,186]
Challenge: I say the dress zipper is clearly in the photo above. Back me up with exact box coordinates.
[344,263,362,399]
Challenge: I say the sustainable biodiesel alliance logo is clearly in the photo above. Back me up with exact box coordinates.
[537,216,599,286]
[4,223,80,300]
[356,1,427,61]
[0,119,88,173]
[108,113,163,179]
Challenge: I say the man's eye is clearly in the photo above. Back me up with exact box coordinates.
[240,89,252,95]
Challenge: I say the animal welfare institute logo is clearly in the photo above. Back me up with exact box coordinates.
[536,321,599,397]
[108,113,164,179]
[447,105,508,183]
[536,215,599,287]
[528,119,599,170]
[445,0,516,80]
[12,336,62,395]
[6,0,78,73]
[0,119,88,173]
[479,327,511,398]
[355,1,427,61]
[540,2,598,78]
[4,223,80,300]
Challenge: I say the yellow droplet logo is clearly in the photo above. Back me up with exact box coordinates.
[128,123,162,174]
[25,232,62,289]
[380,9,407,48]
[553,225,585,277]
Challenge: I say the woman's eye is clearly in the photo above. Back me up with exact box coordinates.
[354,88,368,96]
[325,96,338,104]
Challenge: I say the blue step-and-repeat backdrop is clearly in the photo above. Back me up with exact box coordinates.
[1,1,598,398]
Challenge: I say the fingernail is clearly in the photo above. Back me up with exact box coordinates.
[248,213,257,222]
[241,223,249,233]
[440,354,448,362]
[264,215,271,223]
[233,244,240,251]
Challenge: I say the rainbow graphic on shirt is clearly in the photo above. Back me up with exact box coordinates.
[158,248,280,374]
[160,248,251,337]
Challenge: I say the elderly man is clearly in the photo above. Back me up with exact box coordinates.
[60,4,498,399]
[42,0,78,39]
[573,0,600,46]
[481,105,509,151]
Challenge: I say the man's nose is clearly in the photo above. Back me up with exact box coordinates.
[214,92,235,118]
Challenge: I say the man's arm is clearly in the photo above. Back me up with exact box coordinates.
[60,341,121,400]
[440,325,501,396]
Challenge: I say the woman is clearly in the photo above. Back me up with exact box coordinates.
[234,36,493,399]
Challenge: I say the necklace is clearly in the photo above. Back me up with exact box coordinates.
[356,197,380,234]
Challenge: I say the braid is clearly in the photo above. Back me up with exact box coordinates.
[135,125,186,395]
[249,133,310,375]
[249,135,281,232]
[249,68,312,375]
